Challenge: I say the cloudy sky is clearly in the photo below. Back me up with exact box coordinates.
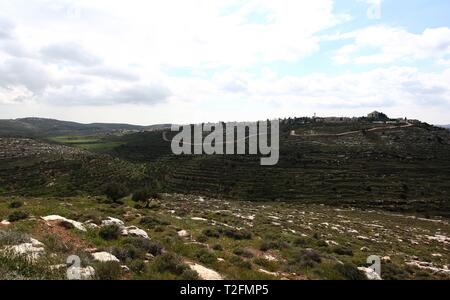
[1,0,450,125]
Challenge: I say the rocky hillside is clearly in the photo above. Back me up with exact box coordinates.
[0,194,448,280]
[107,119,450,217]
[0,118,171,137]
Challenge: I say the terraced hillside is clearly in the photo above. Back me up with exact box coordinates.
[0,138,147,197]
[105,120,450,217]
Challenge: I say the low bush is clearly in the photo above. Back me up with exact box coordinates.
[7,211,29,222]
[332,246,354,256]
[122,237,163,256]
[58,220,75,230]
[8,201,23,209]
[180,269,200,280]
[112,245,141,261]
[195,249,217,265]
[202,228,220,238]
[233,247,254,258]
[99,225,121,240]
[153,253,190,276]
[221,228,252,240]
[289,249,322,268]
[43,234,72,253]
[229,256,252,269]
[260,240,289,252]
[129,260,146,274]
[212,244,223,251]
[334,263,366,280]
[196,235,209,243]
[95,261,122,280]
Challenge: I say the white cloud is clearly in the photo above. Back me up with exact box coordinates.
[0,1,450,124]
[40,42,101,66]
[333,26,450,64]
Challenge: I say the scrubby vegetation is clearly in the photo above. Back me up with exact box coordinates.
[0,194,448,280]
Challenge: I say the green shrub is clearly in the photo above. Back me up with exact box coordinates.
[99,225,121,240]
[212,243,223,251]
[132,189,155,208]
[43,234,72,253]
[58,220,75,230]
[8,201,23,209]
[221,228,252,240]
[332,246,353,256]
[289,249,322,268]
[229,256,252,269]
[334,263,366,280]
[196,235,209,243]
[129,260,146,274]
[180,269,200,280]
[253,258,276,270]
[292,237,307,246]
[95,261,122,280]
[202,228,220,238]
[316,240,329,247]
[195,249,217,264]
[233,247,254,258]
[104,183,129,203]
[153,253,190,276]
[381,263,410,280]
[122,237,162,256]
[112,245,141,261]
[260,240,289,252]
[8,211,29,222]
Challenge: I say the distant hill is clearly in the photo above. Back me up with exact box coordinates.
[0,117,171,137]
[438,124,450,129]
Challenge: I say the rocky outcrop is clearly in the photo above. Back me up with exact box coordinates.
[92,252,120,263]
[187,262,223,280]
[177,230,190,238]
[101,217,150,239]
[101,217,125,227]
[121,226,149,239]
[358,267,382,280]
[3,238,45,261]
[42,215,86,231]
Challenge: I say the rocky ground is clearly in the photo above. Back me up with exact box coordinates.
[0,138,86,160]
[0,194,448,280]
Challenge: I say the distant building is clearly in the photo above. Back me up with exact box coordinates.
[367,111,389,120]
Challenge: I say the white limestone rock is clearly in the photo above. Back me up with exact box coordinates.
[4,238,45,261]
[187,263,223,280]
[177,230,190,238]
[121,226,149,239]
[67,266,96,280]
[101,217,125,227]
[92,252,120,263]
[358,267,382,280]
[42,215,86,232]
[1,220,11,226]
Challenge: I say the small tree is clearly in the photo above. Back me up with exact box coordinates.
[132,188,161,208]
[104,183,129,203]
[132,189,151,208]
